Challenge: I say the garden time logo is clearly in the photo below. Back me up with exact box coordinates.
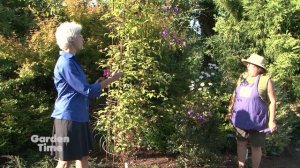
[31,135,69,152]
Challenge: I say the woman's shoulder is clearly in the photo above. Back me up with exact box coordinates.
[236,72,247,85]
[58,55,76,65]
[55,56,78,72]
[260,73,272,82]
[258,73,272,91]
[261,73,271,78]
[238,72,248,79]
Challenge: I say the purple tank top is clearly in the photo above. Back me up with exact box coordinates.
[231,75,268,131]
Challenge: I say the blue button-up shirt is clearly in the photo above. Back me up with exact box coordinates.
[51,51,101,122]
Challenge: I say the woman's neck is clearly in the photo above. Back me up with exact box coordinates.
[246,72,259,77]
[63,47,76,55]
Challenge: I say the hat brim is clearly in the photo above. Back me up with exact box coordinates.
[241,59,267,72]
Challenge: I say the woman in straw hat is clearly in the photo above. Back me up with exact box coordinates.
[228,53,277,168]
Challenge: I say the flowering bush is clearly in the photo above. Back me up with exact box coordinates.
[187,63,223,123]
[95,0,185,161]
[173,60,231,166]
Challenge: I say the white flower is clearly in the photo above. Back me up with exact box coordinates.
[191,80,195,84]
[206,73,211,78]
[214,66,219,70]
[208,82,213,86]
[198,88,202,91]
[199,75,204,79]
[195,79,199,82]
[189,85,194,91]
[209,66,213,69]
[212,64,217,67]
[211,72,215,76]
[200,82,205,87]
[201,71,205,74]
[208,63,212,66]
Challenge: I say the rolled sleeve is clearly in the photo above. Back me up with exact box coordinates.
[89,83,101,98]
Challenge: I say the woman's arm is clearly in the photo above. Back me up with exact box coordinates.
[267,79,277,132]
[227,91,235,120]
[60,61,101,98]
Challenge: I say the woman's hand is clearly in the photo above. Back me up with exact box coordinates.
[111,69,123,81]
[226,112,232,121]
[268,121,277,133]
[99,69,123,89]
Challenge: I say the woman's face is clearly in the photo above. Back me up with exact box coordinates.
[247,63,261,77]
[72,34,84,51]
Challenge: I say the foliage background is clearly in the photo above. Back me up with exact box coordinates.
[0,0,299,167]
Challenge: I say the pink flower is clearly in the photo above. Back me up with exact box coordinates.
[103,69,111,78]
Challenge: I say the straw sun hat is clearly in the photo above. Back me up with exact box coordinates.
[241,53,267,72]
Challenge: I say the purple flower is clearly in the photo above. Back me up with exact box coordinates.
[171,35,181,45]
[187,109,195,116]
[171,7,180,15]
[161,6,180,15]
[161,28,168,38]
[140,0,145,4]
[197,113,205,122]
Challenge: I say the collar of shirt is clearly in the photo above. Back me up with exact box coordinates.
[59,51,75,59]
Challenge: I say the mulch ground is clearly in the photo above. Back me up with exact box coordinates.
[99,150,300,168]
[1,146,299,167]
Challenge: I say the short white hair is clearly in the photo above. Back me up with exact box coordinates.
[55,21,82,50]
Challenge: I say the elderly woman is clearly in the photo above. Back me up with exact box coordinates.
[51,22,123,168]
[228,53,277,168]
